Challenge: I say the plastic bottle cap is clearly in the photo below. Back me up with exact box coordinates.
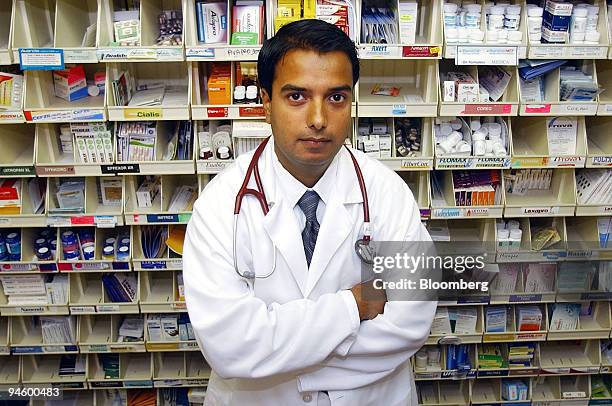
[510,229,522,239]
[119,246,129,252]
[498,229,510,239]
[218,146,231,159]
[571,32,586,42]
[246,88,258,99]
[528,6,543,17]
[465,4,481,13]
[103,246,114,254]
[234,86,246,99]
[573,8,588,18]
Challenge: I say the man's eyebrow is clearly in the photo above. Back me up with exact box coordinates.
[279,84,352,92]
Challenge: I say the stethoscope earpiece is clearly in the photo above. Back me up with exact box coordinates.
[355,239,375,265]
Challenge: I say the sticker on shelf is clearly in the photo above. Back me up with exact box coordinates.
[19,48,64,70]
[1,263,37,271]
[172,302,187,309]
[359,44,401,58]
[46,216,72,227]
[392,104,407,115]
[510,157,548,168]
[605,104,612,114]
[514,332,546,341]
[98,48,183,61]
[548,156,585,167]
[24,109,105,122]
[483,333,515,342]
[63,49,98,63]
[146,214,180,223]
[71,262,110,271]
[400,159,431,169]
[123,108,162,120]
[464,208,490,217]
[0,166,35,176]
[436,157,473,169]
[455,46,518,66]
[207,107,229,118]
[197,160,232,173]
[0,111,26,122]
[16,306,46,313]
[556,103,597,115]
[521,207,559,215]
[238,106,265,117]
[124,380,153,388]
[431,208,461,218]
[530,46,565,59]
[402,46,440,58]
[101,164,141,175]
[567,46,607,59]
[524,104,552,114]
[461,104,512,115]
[509,294,542,302]
[97,305,121,312]
[590,156,612,166]
[222,47,261,59]
[186,48,215,58]
[95,216,118,228]
[71,216,95,225]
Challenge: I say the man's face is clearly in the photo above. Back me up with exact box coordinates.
[261,49,353,173]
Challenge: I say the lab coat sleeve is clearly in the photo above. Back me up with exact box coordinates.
[183,176,360,380]
[298,170,437,392]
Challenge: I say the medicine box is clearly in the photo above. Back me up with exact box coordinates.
[53,66,88,102]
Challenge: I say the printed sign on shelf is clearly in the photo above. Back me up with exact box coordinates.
[456,46,518,65]
[19,48,64,70]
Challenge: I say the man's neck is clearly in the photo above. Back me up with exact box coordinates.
[274,145,329,188]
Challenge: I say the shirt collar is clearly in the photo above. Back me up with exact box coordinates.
[271,139,340,209]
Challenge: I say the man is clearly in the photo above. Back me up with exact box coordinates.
[184,19,436,406]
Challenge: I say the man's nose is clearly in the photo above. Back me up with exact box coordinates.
[306,98,328,130]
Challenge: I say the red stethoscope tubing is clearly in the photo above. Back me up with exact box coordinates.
[234,136,370,241]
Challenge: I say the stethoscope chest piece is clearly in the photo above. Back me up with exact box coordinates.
[355,239,375,265]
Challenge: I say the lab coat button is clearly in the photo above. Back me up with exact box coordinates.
[302,394,312,403]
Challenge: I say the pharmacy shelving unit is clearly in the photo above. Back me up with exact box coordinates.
[97,0,185,62]
[438,62,520,117]
[78,313,146,353]
[0,123,36,177]
[519,60,600,116]
[0,1,14,65]
[35,123,116,177]
[510,116,588,169]
[124,174,197,225]
[526,0,610,60]
[23,64,107,122]
[357,59,438,117]
[585,116,612,168]
[575,168,612,216]
[430,170,505,219]
[596,59,612,115]
[106,62,190,121]
[184,0,263,61]
[9,315,79,354]
[152,351,210,387]
[355,117,435,171]
[434,117,512,170]
[12,0,100,63]
[0,1,611,404]
[189,62,266,120]
[441,0,529,61]
[357,0,443,59]
[45,177,125,227]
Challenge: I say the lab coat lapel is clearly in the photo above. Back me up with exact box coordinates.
[304,195,352,297]
[262,199,309,296]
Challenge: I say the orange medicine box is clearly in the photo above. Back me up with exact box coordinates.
[207,62,232,105]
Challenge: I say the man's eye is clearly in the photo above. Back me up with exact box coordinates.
[289,93,304,101]
[330,94,346,103]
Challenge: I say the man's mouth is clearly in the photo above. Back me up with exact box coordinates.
[299,138,331,145]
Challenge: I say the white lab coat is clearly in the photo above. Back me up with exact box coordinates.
[183,137,437,406]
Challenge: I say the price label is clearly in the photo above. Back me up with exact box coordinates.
[207,107,229,118]
[123,108,162,119]
[524,104,551,114]
[392,104,407,115]
[455,46,518,65]
[19,48,64,70]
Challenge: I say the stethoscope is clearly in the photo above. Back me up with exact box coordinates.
[233,136,375,280]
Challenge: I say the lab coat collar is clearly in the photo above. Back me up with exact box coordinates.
[259,137,362,297]
[264,137,365,208]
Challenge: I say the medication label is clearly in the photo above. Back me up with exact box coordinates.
[207,107,229,118]
[549,156,585,168]
[402,46,440,58]
[392,104,407,115]
[400,159,432,169]
[197,160,232,173]
[524,104,552,114]
[186,47,216,59]
[358,45,400,58]
[0,111,26,122]
[462,104,512,115]
[222,47,261,60]
[0,166,35,176]
[24,109,105,122]
[123,108,162,120]
[63,49,98,63]
[239,106,265,118]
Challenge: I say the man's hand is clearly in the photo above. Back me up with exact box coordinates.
[350,279,387,321]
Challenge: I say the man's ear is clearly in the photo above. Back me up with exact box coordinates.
[260,88,272,124]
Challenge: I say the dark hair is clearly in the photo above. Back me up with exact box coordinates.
[257,19,360,98]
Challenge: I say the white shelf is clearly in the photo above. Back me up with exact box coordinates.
[586,117,612,168]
